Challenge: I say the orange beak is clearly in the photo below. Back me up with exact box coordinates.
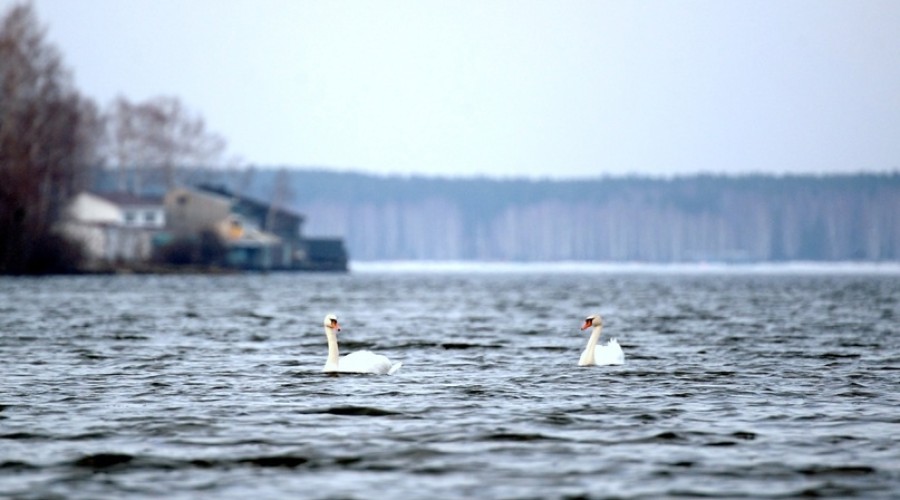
[331,320,341,332]
[581,319,592,331]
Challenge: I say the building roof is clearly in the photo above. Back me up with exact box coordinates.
[196,184,305,222]
[95,192,164,207]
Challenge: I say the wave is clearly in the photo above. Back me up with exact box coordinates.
[300,406,403,417]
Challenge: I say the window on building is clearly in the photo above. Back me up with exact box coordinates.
[144,211,157,223]
[124,211,136,224]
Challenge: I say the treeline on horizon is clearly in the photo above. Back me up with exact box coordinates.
[96,168,900,263]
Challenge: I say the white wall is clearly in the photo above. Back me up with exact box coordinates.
[67,192,123,225]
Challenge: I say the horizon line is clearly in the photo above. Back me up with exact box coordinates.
[136,165,900,183]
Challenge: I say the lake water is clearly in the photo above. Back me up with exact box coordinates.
[2,266,899,499]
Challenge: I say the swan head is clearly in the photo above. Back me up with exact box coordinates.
[324,313,341,332]
[581,314,603,331]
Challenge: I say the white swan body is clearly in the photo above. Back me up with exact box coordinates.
[579,314,625,366]
[322,314,402,375]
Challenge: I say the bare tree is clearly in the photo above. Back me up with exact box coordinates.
[0,3,100,274]
[266,167,295,232]
[103,95,229,192]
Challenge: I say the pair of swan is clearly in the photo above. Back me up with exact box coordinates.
[320,312,624,375]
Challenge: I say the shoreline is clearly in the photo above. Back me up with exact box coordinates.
[5,260,899,277]
[349,260,900,274]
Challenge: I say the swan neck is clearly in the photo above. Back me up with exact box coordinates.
[325,326,340,368]
[580,325,602,366]
[587,325,602,350]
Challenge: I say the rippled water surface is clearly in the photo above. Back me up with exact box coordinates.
[1,269,899,499]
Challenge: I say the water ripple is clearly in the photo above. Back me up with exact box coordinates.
[1,272,898,498]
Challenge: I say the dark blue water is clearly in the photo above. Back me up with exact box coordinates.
[1,269,899,498]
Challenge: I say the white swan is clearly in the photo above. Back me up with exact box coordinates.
[322,314,402,375]
[578,314,625,366]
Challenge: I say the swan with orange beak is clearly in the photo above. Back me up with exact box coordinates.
[578,314,625,366]
[322,314,402,375]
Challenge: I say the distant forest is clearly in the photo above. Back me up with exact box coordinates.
[96,169,900,262]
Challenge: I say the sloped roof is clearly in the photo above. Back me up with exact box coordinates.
[196,184,305,221]
[228,226,282,248]
[95,192,164,207]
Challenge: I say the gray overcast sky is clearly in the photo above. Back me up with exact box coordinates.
[10,0,900,178]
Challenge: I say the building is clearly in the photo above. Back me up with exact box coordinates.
[99,192,167,229]
[62,192,164,265]
[162,185,347,271]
